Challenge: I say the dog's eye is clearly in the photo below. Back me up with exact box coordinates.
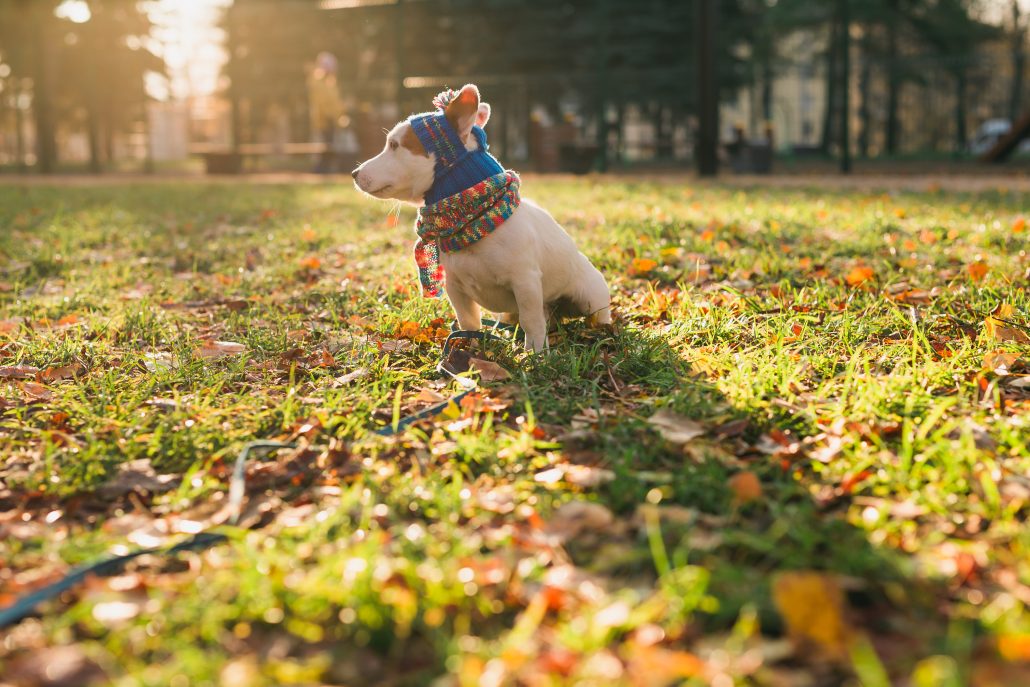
[389,140,399,151]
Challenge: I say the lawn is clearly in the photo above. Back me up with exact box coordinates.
[0,176,1028,686]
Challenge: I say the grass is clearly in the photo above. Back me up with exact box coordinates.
[0,176,1028,686]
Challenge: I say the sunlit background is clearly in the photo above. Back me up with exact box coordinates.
[0,0,1028,174]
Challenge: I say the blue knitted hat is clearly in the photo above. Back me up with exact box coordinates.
[408,93,504,205]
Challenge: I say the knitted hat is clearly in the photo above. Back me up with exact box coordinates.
[408,90,505,205]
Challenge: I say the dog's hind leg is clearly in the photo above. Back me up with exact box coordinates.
[578,265,612,327]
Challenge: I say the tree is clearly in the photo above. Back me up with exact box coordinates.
[0,0,158,172]
[907,0,997,153]
[1010,0,1026,120]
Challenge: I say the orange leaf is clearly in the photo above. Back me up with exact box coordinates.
[845,266,875,287]
[967,261,988,282]
[0,319,22,335]
[384,213,399,228]
[999,633,1030,661]
[728,471,762,504]
[983,350,1022,374]
[630,258,658,275]
[301,226,318,242]
[299,255,321,270]
[772,571,852,662]
[1013,217,1027,234]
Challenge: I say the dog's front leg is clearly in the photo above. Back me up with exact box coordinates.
[445,281,482,331]
[513,277,548,353]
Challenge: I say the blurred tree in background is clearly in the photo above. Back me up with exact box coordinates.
[0,0,1026,172]
[0,0,159,172]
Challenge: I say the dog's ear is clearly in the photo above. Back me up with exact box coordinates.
[476,102,491,129]
[445,84,480,141]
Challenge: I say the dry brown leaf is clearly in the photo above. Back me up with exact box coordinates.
[334,367,368,386]
[0,364,40,380]
[985,305,1030,344]
[0,319,22,336]
[648,408,705,444]
[196,340,247,360]
[728,471,763,504]
[414,388,447,404]
[772,571,852,662]
[546,501,614,542]
[40,363,85,382]
[983,351,1022,375]
[96,459,180,498]
[20,381,53,401]
[5,645,107,687]
[470,358,511,382]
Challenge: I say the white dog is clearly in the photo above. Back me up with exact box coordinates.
[352,84,610,352]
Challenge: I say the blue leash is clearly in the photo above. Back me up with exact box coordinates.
[0,321,520,629]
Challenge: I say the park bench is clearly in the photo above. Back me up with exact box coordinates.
[189,142,328,174]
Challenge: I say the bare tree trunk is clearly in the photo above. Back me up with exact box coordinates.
[955,70,967,156]
[30,3,58,173]
[14,83,26,171]
[1011,0,1026,121]
[858,32,872,158]
[761,58,773,124]
[821,17,840,153]
[885,0,901,155]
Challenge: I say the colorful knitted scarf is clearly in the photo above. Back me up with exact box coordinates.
[414,170,521,297]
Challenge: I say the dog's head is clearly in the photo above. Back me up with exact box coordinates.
[351,84,491,204]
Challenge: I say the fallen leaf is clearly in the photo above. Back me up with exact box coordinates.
[998,633,1030,661]
[546,501,614,542]
[96,459,180,498]
[40,363,85,382]
[335,367,368,385]
[0,364,40,380]
[143,351,176,371]
[630,258,658,275]
[20,381,53,401]
[968,261,989,282]
[1013,217,1027,234]
[648,408,705,444]
[728,471,762,504]
[414,388,447,404]
[983,351,1022,375]
[196,341,247,360]
[92,600,141,626]
[772,571,852,662]
[625,644,704,685]
[5,645,107,687]
[299,255,321,270]
[0,319,22,335]
[470,358,511,382]
[845,265,875,287]
[985,305,1030,344]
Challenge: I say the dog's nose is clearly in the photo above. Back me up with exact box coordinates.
[350,168,359,180]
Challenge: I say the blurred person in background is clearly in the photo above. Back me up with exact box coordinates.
[307,51,346,173]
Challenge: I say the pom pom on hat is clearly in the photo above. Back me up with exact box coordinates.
[432,89,459,111]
